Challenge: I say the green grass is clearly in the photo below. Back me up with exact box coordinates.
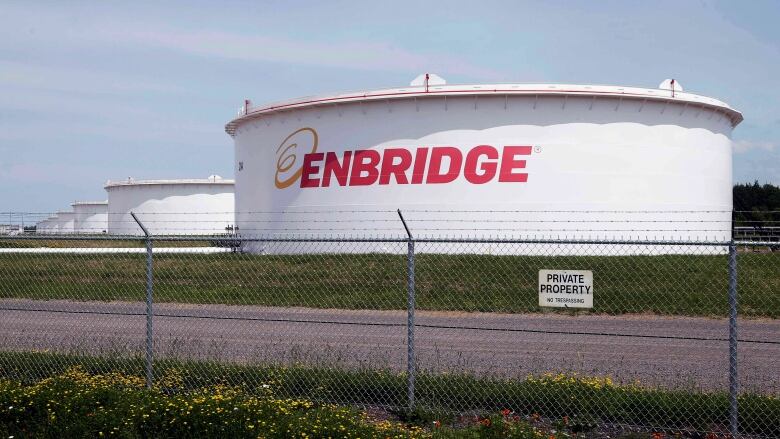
[1,352,778,437]
[0,252,777,317]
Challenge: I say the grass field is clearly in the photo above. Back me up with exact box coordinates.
[0,251,777,317]
[0,352,778,437]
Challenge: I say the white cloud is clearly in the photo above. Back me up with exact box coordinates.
[0,3,503,81]
[82,26,505,80]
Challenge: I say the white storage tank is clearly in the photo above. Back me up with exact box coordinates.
[35,218,51,234]
[105,176,235,236]
[55,211,76,234]
[226,76,742,253]
[41,216,59,234]
[72,201,108,234]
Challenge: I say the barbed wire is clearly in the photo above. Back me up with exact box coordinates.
[3,209,778,216]
[2,210,778,241]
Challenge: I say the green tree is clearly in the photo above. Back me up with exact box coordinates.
[733,181,780,236]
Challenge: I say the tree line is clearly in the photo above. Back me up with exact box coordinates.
[733,181,780,230]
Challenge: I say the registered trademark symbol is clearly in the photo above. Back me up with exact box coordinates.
[534,146,542,153]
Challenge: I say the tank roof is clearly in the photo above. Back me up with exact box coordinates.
[105,177,235,189]
[72,200,108,206]
[226,81,743,136]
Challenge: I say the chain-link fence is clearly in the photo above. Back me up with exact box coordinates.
[0,213,778,437]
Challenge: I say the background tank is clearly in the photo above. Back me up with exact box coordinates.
[105,176,235,236]
[54,211,76,235]
[72,201,108,234]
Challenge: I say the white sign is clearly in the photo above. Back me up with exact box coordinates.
[538,270,593,308]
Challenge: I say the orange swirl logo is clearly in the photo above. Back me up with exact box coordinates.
[275,127,319,189]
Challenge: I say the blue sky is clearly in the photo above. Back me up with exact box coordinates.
[1,0,778,212]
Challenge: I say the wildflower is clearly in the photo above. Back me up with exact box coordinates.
[432,420,440,428]
[500,408,511,416]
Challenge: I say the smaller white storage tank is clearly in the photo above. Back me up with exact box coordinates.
[72,201,108,234]
[41,216,60,234]
[105,176,235,236]
[55,211,76,234]
[35,218,51,234]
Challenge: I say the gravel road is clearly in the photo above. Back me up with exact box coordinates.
[0,299,777,394]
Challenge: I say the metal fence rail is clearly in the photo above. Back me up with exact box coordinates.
[0,220,778,437]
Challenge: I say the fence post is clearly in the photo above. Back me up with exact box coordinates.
[728,242,739,438]
[398,209,415,411]
[131,212,154,389]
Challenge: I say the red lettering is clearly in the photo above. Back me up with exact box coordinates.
[349,150,381,186]
[411,148,428,184]
[499,146,531,182]
[379,148,412,185]
[300,152,324,188]
[426,147,462,184]
[464,145,498,184]
[295,145,531,188]
[322,151,352,187]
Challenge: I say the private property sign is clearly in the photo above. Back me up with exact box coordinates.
[538,270,593,308]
